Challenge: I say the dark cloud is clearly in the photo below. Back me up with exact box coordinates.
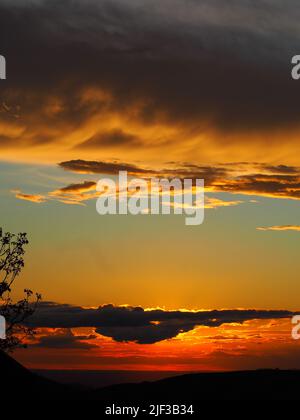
[257,225,300,232]
[11,189,46,203]
[77,129,141,149]
[96,324,190,344]
[0,0,300,154]
[58,181,96,193]
[34,328,97,349]
[57,159,300,201]
[47,180,98,204]
[26,302,297,344]
[216,173,300,199]
[259,165,300,175]
[210,335,242,341]
[59,159,154,175]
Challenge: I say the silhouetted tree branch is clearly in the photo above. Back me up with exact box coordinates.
[0,228,41,352]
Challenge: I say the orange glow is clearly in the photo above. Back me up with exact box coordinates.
[14,318,299,371]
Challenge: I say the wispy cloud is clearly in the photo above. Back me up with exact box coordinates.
[13,159,300,207]
[48,180,98,205]
[205,197,243,209]
[11,189,46,203]
[257,225,300,232]
[33,328,97,349]
[58,159,300,201]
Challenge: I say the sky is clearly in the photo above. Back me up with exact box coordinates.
[0,0,300,371]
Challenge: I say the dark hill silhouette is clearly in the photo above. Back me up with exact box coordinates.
[1,351,300,401]
[0,351,76,400]
[90,369,300,401]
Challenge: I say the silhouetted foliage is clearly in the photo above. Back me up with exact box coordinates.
[0,228,41,352]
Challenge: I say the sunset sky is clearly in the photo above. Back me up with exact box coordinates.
[1,0,300,371]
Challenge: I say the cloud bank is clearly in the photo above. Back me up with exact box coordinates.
[26,302,297,344]
[1,0,300,164]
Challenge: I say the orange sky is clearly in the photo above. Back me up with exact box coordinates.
[14,318,300,371]
[2,0,300,372]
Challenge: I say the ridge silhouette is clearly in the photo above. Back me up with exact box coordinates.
[1,351,300,400]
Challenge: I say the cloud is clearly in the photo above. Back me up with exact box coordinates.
[209,334,242,341]
[57,159,300,201]
[205,197,243,209]
[76,129,141,149]
[48,180,98,205]
[12,181,99,206]
[56,180,96,193]
[257,225,300,232]
[215,173,300,200]
[33,328,97,349]
[1,0,300,164]
[11,189,46,203]
[25,302,297,344]
[13,159,300,206]
[259,165,300,175]
[59,159,153,176]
